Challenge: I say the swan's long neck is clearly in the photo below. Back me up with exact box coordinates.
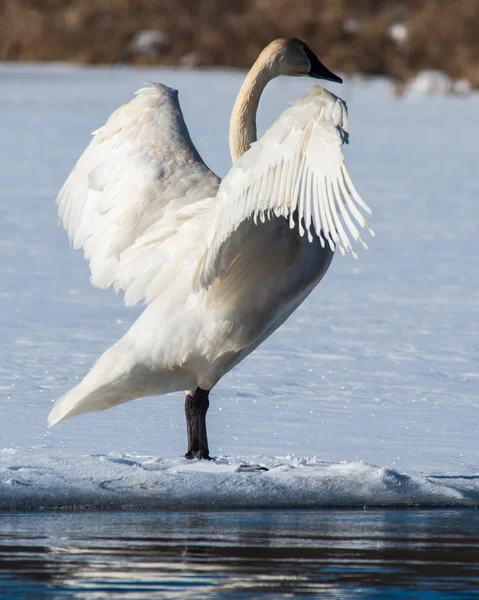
[229,58,275,163]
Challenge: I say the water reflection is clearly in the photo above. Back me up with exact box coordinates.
[0,510,479,598]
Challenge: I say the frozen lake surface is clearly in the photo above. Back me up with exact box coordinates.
[0,64,478,509]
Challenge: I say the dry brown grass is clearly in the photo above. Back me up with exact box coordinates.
[1,0,478,87]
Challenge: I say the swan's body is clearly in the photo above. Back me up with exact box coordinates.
[48,39,372,458]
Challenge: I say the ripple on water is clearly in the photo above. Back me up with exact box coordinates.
[0,509,479,599]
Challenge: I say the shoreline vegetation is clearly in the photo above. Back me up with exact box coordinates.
[1,0,479,90]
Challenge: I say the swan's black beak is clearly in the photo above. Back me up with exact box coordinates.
[304,47,343,84]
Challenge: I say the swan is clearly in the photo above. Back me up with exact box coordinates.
[48,38,373,459]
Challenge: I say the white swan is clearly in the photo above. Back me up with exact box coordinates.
[48,38,372,459]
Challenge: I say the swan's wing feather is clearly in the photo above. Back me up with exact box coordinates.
[57,84,220,304]
[198,86,372,287]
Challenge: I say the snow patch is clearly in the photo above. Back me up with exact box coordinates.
[404,70,472,96]
[128,30,170,59]
[0,450,477,511]
[389,23,408,43]
[343,19,361,34]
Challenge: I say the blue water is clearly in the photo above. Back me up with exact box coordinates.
[0,510,478,598]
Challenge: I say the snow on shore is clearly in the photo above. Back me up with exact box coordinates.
[1,450,477,510]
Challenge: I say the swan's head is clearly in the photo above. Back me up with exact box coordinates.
[263,38,342,84]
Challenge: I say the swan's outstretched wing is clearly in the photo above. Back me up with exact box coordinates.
[198,86,373,288]
[57,83,220,304]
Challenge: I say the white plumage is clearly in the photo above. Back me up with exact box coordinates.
[57,84,219,304]
[200,87,373,288]
[48,38,372,458]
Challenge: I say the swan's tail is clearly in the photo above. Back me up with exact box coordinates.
[48,339,141,427]
[48,337,195,427]
[48,384,98,426]
[48,380,132,426]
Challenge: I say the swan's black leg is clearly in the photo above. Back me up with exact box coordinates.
[185,387,211,460]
